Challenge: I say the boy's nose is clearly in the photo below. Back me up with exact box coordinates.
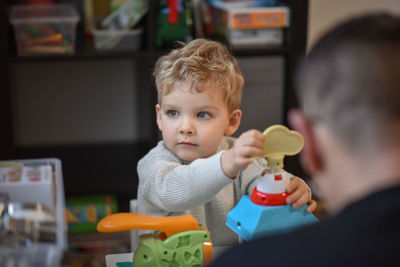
[179,120,196,135]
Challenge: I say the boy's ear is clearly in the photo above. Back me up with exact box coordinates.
[155,104,163,131]
[224,109,242,136]
[288,109,323,175]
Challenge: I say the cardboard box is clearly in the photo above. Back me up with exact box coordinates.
[228,6,289,29]
[207,0,289,47]
[227,28,283,47]
[66,195,118,233]
[208,0,290,30]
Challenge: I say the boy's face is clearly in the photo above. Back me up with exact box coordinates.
[156,81,241,162]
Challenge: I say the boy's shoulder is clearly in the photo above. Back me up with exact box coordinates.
[139,140,181,165]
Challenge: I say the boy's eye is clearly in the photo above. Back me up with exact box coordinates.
[166,110,179,117]
[197,112,211,119]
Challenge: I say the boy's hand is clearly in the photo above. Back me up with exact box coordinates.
[286,177,317,213]
[221,130,264,178]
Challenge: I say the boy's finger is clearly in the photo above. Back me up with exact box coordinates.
[243,136,264,149]
[289,192,309,209]
[244,129,264,141]
[240,147,263,158]
[286,188,306,205]
[286,177,302,193]
[306,200,317,213]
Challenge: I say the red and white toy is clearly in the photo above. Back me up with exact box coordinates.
[251,124,303,206]
[226,125,318,241]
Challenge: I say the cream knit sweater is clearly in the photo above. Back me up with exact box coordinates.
[137,136,290,253]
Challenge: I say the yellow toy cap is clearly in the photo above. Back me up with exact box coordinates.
[262,125,304,169]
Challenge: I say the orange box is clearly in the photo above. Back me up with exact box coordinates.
[228,7,289,29]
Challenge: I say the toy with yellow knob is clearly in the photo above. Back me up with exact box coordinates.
[226,125,319,241]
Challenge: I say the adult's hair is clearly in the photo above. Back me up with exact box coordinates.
[153,39,244,113]
[296,13,400,153]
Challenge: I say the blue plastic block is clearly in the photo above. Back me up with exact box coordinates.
[226,195,319,241]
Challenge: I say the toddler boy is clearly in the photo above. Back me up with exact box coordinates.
[137,39,316,253]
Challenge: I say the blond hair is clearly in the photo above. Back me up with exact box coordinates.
[153,39,244,113]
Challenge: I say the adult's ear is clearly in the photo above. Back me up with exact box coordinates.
[288,109,323,174]
[224,109,242,136]
[155,104,163,131]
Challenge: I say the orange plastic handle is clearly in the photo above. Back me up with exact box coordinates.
[97,213,201,238]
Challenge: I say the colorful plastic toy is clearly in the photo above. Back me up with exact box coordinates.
[97,213,213,267]
[226,125,319,241]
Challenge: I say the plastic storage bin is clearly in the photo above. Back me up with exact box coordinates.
[9,4,80,56]
[93,28,143,51]
[0,158,67,266]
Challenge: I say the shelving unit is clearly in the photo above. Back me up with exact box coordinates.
[0,0,309,213]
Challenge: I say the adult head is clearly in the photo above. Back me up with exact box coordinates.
[289,13,400,214]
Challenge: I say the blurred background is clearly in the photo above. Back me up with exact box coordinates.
[1,0,400,266]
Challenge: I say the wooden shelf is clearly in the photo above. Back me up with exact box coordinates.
[231,46,289,56]
[9,50,153,63]
[8,45,290,63]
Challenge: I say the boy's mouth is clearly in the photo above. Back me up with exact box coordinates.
[178,141,197,147]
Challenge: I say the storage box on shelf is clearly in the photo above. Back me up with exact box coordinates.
[207,0,290,48]
[93,28,143,52]
[227,27,284,47]
[90,0,147,52]
[9,4,80,56]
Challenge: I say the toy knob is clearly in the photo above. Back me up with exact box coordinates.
[262,125,304,169]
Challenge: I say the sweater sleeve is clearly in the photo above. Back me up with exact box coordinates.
[137,143,233,212]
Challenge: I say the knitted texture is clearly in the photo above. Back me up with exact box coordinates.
[137,136,266,249]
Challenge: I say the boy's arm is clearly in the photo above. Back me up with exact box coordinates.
[138,150,233,212]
